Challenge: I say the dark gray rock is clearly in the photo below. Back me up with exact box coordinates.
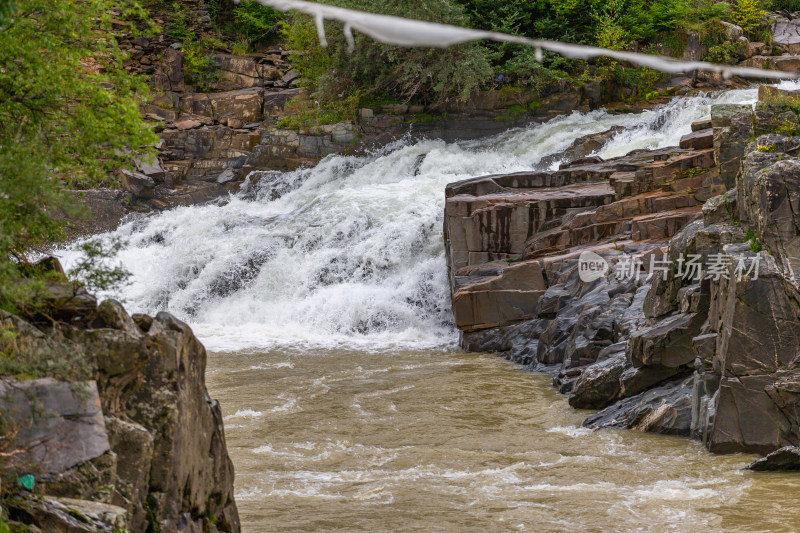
[619,364,684,398]
[706,374,796,455]
[748,446,800,471]
[121,169,156,199]
[7,493,127,532]
[583,377,694,436]
[0,378,109,475]
[628,312,705,368]
[568,352,626,409]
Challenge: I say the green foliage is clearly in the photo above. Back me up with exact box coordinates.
[773,0,800,10]
[69,240,131,296]
[232,39,249,56]
[283,0,491,107]
[168,2,193,41]
[181,38,218,90]
[0,0,157,311]
[277,93,359,128]
[705,41,746,64]
[731,0,767,37]
[746,230,764,252]
[233,0,284,42]
[206,0,284,47]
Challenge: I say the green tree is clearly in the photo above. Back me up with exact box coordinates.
[284,0,492,107]
[0,0,158,310]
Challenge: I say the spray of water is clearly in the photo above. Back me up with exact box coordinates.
[59,88,763,352]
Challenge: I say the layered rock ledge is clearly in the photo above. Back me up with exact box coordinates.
[444,87,800,460]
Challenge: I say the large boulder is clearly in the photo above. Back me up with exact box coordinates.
[706,374,798,455]
[0,378,109,476]
[712,104,753,188]
[568,351,626,409]
[451,260,545,331]
[708,249,800,376]
[0,292,240,532]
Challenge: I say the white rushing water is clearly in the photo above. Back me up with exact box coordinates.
[59,87,772,352]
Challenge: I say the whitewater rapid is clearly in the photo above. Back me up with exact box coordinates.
[60,87,773,352]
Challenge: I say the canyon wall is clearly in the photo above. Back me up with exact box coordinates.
[444,87,800,458]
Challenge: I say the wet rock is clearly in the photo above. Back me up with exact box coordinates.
[712,104,753,188]
[568,352,626,409]
[709,251,800,376]
[561,292,633,369]
[748,446,800,471]
[619,364,684,398]
[738,152,800,278]
[461,318,550,365]
[451,260,545,331]
[583,377,694,436]
[643,220,704,317]
[679,129,714,150]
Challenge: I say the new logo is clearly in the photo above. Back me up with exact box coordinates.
[578,251,609,282]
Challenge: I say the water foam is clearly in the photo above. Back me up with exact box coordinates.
[59,88,758,351]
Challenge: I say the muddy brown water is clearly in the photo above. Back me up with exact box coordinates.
[206,347,800,532]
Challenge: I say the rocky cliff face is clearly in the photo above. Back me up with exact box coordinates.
[0,276,239,532]
[444,86,800,459]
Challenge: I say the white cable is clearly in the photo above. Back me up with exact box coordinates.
[234,0,796,80]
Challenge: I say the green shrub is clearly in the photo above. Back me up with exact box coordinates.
[231,38,249,56]
[232,0,284,43]
[0,0,157,312]
[182,38,217,90]
[276,93,359,128]
[705,41,746,64]
[731,0,767,37]
[167,2,193,41]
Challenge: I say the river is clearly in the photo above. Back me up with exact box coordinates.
[61,83,800,531]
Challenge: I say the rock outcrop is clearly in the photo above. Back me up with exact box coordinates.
[0,276,239,532]
[444,86,800,461]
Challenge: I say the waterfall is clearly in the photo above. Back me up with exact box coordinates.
[59,88,764,352]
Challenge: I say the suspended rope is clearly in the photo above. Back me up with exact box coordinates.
[239,0,796,80]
